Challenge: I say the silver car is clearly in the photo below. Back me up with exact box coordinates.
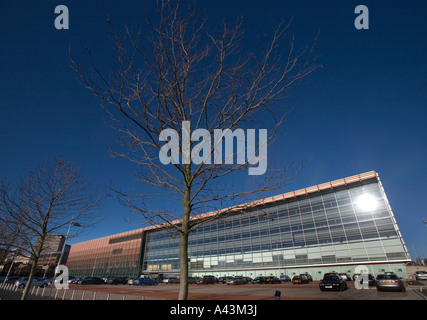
[226,277,246,285]
[15,277,51,289]
[375,274,405,292]
[415,271,427,280]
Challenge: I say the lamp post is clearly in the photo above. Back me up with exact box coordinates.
[57,221,81,267]
[48,220,81,297]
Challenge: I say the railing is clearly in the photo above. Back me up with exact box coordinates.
[0,282,149,300]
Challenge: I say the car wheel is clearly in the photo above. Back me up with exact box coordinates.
[19,284,25,289]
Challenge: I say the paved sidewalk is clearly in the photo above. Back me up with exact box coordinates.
[0,288,55,300]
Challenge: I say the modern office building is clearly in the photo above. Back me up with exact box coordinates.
[37,235,71,275]
[66,171,411,280]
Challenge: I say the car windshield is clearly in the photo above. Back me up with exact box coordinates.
[416,271,427,274]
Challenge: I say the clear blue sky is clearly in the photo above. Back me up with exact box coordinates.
[0,1,426,259]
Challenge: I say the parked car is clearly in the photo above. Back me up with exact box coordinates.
[188,277,199,284]
[134,278,158,286]
[367,274,376,286]
[265,276,281,284]
[106,277,129,285]
[226,277,246,285]
[252,276,267,284]
[338,273,351,281]
[292,275,309,284]
[353,273,376,286]
[319,275,347,291]
[306,273,313,282]
[103,277,115,284]
[218,276,232,284]
[376,274,406,292]
[163,277,179,284]
[300,274,313,282]
[280,275,291,282]
[243,277,253,283]
[165,277,180,284]
[2,276,20,284]
[15,277,51,289]
[360,274,376,286]
[77,277,104,285]
[69,277,82,284]
[196,275,217,284]
[415,271,427,280]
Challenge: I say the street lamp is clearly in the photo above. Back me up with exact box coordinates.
[57,221,81,266]
[48,220,81,297]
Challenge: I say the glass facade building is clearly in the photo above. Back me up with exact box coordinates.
[67,171,411,280]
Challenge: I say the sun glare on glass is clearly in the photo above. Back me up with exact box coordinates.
[357,194,378,211]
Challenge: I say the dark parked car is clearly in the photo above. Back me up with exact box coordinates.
[352,273,361,281]
[188,277,199,284]
[69,277,82,284]
[376,274,406,292]
[106,277,129,285]
[252,276,267,284]
[292,275,309,284]
[355,274,376,286]
[77,277,104,285]
[319,275,348,291]
[265,276,281,284]
[196,275,218,284]
[218,276,232,284]
[166,277,180,284]
[352,273,376,286]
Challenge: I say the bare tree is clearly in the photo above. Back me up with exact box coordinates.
[71,0,317,300]
[0,157,101,300]
[0,222,23,266]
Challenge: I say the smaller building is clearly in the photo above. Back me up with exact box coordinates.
[0,234,70,277]
[37,235,70,276]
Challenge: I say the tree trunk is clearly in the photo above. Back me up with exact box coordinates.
[178,167,191,300]
[21,242,43,300]
[178,229,189,300]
